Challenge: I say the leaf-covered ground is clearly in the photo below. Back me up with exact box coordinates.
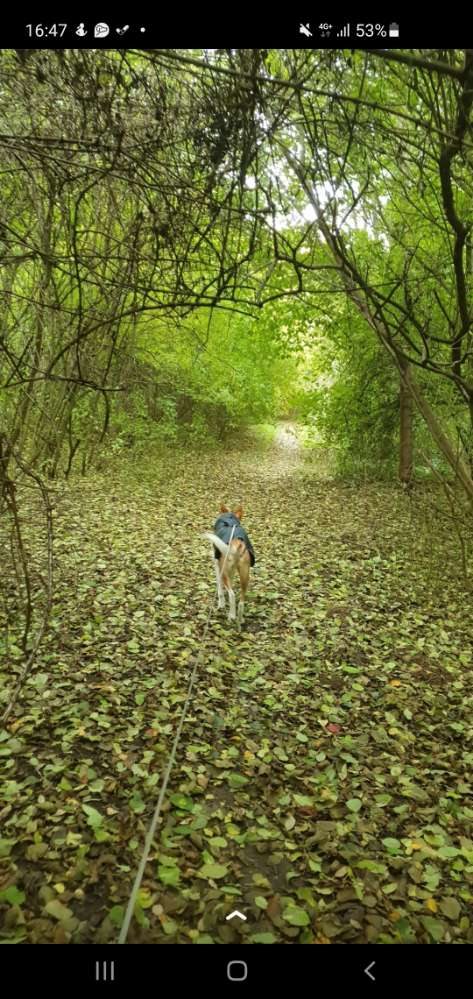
[1,430,473,944]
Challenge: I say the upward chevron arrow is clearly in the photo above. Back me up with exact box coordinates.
[226,910,247,921]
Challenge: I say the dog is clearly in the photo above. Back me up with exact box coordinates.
[202,504,255,622]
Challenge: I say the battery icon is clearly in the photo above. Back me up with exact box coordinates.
[389,22,399,37]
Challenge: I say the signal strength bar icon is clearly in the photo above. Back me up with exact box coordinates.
[337,24,350,37]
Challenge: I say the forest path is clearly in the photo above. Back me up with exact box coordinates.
[273,421,300,450]
[2,436,472,944]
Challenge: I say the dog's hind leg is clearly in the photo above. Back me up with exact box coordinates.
[237,552,250,622]
[214,560,225,609]
[227,586,237,621]
[221,569,237,620]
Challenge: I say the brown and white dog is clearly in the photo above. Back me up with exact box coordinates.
[202,504,255,622]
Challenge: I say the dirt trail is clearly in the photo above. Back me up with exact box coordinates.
[1,436,472,944]
[273,422,299,451]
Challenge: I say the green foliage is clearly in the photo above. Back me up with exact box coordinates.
[104,307,299,450]
[293,302,399,479]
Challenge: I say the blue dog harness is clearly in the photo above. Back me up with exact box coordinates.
[213,512,255,567]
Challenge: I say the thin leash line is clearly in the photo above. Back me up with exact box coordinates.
[118,525,235,944]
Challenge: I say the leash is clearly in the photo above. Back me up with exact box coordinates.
[118,526,235,944]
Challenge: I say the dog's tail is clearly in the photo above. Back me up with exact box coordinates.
[202,531,242,569]
[202,531,230,557]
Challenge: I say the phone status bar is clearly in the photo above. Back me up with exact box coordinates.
[299,22,400,40]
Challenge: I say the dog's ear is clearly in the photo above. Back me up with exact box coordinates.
[220,503,229,513]
[234,505,244,520]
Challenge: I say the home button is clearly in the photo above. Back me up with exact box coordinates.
[227,960,248,982]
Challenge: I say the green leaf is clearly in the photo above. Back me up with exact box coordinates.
[170,793,194,811]
[374,793,392,806]
[130,793,146,814]
[0,885,25,906]
[45,899,73,921]
[249,932,276,943]
[283,906,310,926]
[82,804,103,828]
[162,918,178,935]
[437,846,459,859]
[357,860,387,874]
[383,837,401,853]
[0,839,16,858]
[439,897,461,920]
[252,874,271,888]
[294,794,314,806]
[94,828,110,843]
[108,905,125,927]
[254,896,268,909]
[199,863,228,880]
[26,843,48,861]
[420,916,444,942]
[134,906,149,928]
[393,917,414,941]
[227,774,249,788]
[209,837,227,849]
[423,865,441,890]
[347,798,362,813]
[158,864,181,886]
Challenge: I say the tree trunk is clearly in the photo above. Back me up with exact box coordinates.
[399,360,413,485]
